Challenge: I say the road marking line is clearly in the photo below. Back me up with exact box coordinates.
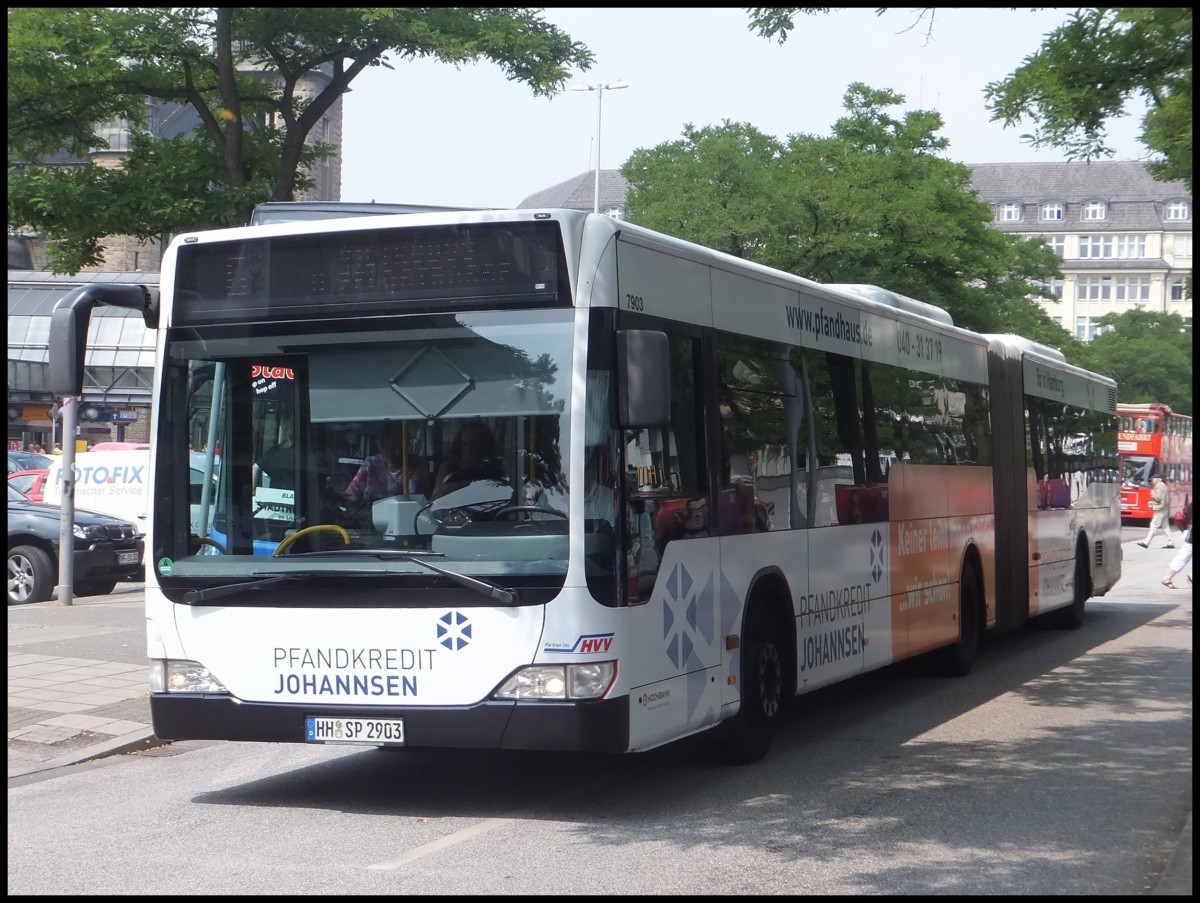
[366,817,513,870]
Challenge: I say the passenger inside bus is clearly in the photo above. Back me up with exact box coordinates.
[253,412,296,491]
[339,422,427,507]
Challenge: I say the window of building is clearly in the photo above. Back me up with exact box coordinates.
[1075,316,1112,341]
[1172,234,1193,258]
[1040,203,1064,221]
[1165,201,1190,221]
[998,203,1022,222]
[1113,276,1151,302]
[1170,277,1190,302]
[1114,235,1147,258]
[1077,234,1146,259]
[1078,235,1114,258]
[1077,276,1113,302]
[1083,201,1107,221]
[1042,235,1066,256]
[1033,277,1064,300]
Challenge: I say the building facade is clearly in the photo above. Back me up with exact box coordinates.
[967,161,1192,339]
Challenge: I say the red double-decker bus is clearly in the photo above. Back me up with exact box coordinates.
[1117,403,1193,522]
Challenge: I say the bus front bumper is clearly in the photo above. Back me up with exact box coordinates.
[149,693,630,753]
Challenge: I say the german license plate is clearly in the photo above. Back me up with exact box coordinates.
[117,550,140,565]
[305,716,405,746]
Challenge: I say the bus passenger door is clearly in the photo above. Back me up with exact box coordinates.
[619,326,726,750]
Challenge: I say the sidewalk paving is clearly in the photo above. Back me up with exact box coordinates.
[6,541,1191,894]
[8,582,162,778]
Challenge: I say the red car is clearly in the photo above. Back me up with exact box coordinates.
[8,468,50,503]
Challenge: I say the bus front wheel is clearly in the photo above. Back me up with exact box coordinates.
[719,602,786,765]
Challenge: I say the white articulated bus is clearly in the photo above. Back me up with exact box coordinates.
[49,208,1122,763]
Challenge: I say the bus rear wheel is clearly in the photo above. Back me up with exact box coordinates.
[936,564,983,677]
[719,603,786,765]
[1047,542,1089,630]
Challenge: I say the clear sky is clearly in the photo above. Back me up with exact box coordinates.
[340,7,1150,209]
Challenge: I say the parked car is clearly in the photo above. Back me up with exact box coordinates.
[7,483,144,604]
[8,468,49,502]
[8,450,53,475]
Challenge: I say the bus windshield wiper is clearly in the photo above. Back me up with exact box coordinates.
[182,572,328,604]
[284,548,519,606]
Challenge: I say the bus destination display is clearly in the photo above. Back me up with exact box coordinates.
[173,221,570,325]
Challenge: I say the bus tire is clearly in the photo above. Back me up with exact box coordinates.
[719,601,787,765]
[1048,542,1089,630]
[936,564,983,677]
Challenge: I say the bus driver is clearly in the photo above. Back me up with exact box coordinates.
[432,420,506,499]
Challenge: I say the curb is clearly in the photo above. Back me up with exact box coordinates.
[1154,811,1193,896]
[7,729,165,780]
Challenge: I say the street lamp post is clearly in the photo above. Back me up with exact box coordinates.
[569,79,629,214]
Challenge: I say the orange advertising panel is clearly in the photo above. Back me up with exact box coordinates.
[887,465,996,659]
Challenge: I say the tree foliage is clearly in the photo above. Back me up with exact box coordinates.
[745,8,1193,190]
[623,84,1067,343]
[1078,310,1193,415]
[984,8,1192,190]
[8,7,593,273]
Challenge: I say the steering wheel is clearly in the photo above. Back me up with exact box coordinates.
[192,536,227,555]
[493,505,568,520]
[426,497,511,528]
[273,524,351,557]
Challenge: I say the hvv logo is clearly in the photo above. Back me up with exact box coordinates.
[545,633,614,654]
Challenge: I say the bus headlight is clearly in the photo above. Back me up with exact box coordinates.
[493,661,617,701]
[150,659,229,694]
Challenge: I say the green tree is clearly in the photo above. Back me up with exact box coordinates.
[8,7,593,273]
[620,119,786,260]
[1077,309,1192,414]
[985,8,1192,190]
[745,8,1193,189]
[623,84,1069,341]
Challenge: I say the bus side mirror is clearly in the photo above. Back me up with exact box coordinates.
[49,303,93,397]
[617,330,670,428]
[49,284,159,396]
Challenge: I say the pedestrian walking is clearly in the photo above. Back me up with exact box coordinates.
[1137,475,1177,549]
[1161,501,1192,588]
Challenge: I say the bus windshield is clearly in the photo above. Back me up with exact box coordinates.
[155,309,575,586]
